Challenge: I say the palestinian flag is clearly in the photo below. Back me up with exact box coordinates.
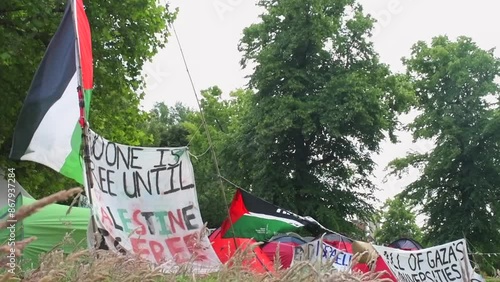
[220,188,331,241]
[10,0,93,185]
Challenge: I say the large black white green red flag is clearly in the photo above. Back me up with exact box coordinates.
[220,188,332,241]
[10,0,93,185]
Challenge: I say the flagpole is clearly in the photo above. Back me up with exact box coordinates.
[70,0,99,249]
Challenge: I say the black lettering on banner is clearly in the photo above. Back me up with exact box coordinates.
[155,148,170,167]
[151,166,167,194]
[182,204,199,230]
[130,147,143,169]
[116,146,130,170]
[92,134,104,160]
[408,253,417,271]
[416,252,424,270]
[107,206,123,231]
[123,172,137,198]
[135,171,151,196]
[444,266,456,281]
[98,167,107,194]
[450,263,462,280]
[427,250,436,268]
[454,241,464,260]
[164,163,181,195]
[162,161,195,195]
[395,253,405,271]
[141,212,155,234]
[447,245,458,263]
[106,169,117,196]
[105,142,117,166]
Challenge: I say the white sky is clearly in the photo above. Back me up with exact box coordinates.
[140,0,500,209]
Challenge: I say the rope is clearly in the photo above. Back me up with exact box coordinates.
[188,145,212,160]
[186,121,204,148]
[170,22,240,250]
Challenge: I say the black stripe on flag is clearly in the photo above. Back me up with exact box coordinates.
[10,3,76,159]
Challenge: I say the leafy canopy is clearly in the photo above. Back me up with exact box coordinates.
[0,0,177,198]
[388,36,500,252]
[226,0,414,233]
[374,196,422,245]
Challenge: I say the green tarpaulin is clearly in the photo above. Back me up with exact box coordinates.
[0,194,90,269]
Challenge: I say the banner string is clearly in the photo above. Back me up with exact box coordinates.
[170,22,242,256]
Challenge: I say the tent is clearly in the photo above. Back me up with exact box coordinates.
[262,234,307,269]
[351,241,397,282]
[0,171,90,268]
[321,233,354,253]
[388,237,423,250]
[209,227,274,273]
[268,233,307,245]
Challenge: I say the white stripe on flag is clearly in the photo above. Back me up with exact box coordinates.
[21,72,80,171]
[248,212,305,227]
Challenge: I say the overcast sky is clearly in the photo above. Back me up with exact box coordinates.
[140,0,500,209]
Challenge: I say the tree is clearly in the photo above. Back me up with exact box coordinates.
[0,0,177,198]
[145,102,192,147]
[226,0,414,233]
[183,86,255,228]
[374,196,422,245]
[144,87,255,227]
[388,36,500,252]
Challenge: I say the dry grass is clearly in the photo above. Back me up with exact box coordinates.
[0,188,390,281]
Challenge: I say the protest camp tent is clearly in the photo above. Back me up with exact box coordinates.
[262,233,307,269]
[209,227,274,273]
[0,171,90,268]
[351,241,397,282]
[321,233,354,253]
[267,233,307,245]
[388,237,423,250]
[0,169,33,203]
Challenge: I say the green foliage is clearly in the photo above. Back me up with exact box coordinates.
[0,0,177,198]
[387,36,500,254]
[374,196,422,245]
[183,87,255,228]
[225,0,414,234]
[145,102,192,147]
[144,88,255,227]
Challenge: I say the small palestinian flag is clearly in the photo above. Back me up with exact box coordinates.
[220,188,331,241]
[10,0,93,185]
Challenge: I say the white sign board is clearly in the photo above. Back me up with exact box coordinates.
[373,239,485,282]
[85,130,221,273]
[293,239,353,271]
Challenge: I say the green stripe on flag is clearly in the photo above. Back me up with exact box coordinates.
[60,122,84,184]
[84,89,92,119]
[224,214,304,241]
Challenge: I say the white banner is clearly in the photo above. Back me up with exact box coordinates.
[85,130,221,273]
[373,239,485,282]
[293,239,353,271]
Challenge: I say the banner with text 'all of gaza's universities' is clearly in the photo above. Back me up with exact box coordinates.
[372,239,485,282]
[293,239,353,271]
[85,130,221,273]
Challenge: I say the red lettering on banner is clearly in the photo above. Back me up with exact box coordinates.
[166,236,187,263]
[129,233,209,264]
[183,233,208,261]
[100,207,114,229]
[130,238,150,258]
[149,240,165,263]
[132,209,146,235]
[168,210,185,233]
